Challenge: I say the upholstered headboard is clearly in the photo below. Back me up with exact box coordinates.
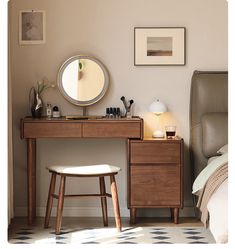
[189,71,228,180]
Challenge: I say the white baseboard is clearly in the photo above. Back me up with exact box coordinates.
[15,206,195,218]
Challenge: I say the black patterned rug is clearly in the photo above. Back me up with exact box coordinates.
[9,226,215,244]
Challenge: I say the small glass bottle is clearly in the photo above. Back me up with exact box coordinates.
[117,107,121,118]
[109,107,114,118]
[113,107,117,118]
[46,103,52,119]
[106,108,110,118]
[52,106,61,118]
[126,108,132,119]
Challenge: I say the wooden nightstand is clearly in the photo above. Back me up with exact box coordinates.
[127,137,184,224]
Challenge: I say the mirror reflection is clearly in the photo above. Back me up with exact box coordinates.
[57,55,109,106]
[62,59,105,101]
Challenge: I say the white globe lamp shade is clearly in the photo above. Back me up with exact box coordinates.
[149,99,167,115]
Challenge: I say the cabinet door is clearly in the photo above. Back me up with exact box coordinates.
[130,165,181,206]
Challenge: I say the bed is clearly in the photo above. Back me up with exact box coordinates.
[189,71,228,243]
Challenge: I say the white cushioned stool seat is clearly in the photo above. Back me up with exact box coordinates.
[47,164,121,175]
[44,163,122,234]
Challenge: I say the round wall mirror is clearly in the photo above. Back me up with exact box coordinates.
[57,55,109,106]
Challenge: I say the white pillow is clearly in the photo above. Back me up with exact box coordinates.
[207,156,219,164]
[192,153,228,195]
[217,144,228,155]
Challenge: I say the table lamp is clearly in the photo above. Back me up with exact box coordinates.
[149,99,167,138]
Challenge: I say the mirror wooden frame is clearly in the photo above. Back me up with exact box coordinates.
[57,55,109,106]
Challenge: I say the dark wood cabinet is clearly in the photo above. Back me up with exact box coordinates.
[128,138,184,224]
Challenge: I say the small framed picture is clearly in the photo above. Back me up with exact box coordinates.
[19,10,46,45]
[134,27,186,65]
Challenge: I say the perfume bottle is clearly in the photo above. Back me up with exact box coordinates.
[46,103,52,119]
[117,107,121,118]
[52,106,61,118]
[106,108,110,118]
[109,107,114,118]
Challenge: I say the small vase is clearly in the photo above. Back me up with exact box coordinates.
[29,87,43,118]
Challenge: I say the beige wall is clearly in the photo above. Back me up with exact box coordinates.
[9,0,227,217]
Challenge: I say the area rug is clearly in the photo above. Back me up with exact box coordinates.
[9,226,215,244]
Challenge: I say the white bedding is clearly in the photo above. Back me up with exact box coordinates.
[192,153,228,243]
[192,153,228,195]
[207,179,228,243]
[207,156,219,164]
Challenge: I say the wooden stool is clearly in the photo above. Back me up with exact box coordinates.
[44,164,122,234]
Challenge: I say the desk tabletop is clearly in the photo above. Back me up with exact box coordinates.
[22,116,143,123]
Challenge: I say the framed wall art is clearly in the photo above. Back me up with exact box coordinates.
[19,10,46,45]
[134,27,186,65]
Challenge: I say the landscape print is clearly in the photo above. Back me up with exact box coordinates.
[147,37,173,56]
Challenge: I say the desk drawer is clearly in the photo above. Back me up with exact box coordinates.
[130,141,180,164]
[83,122,142,138]
[24,122,82,138]
[130,165,180,206]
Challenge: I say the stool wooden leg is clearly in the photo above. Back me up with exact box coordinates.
[99,176,108,227]
[110,175,122,232]
[44,172,56,228]
[55,175,66,235]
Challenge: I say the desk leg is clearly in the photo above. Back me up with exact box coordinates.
[27,138,36,225]
[130,208,136,224]
[173,208,179,224]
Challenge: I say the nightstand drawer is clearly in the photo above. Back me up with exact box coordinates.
[130,165,181,206]
[130,141,181,164]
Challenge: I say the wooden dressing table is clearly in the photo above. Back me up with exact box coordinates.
[20,116,144,225]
